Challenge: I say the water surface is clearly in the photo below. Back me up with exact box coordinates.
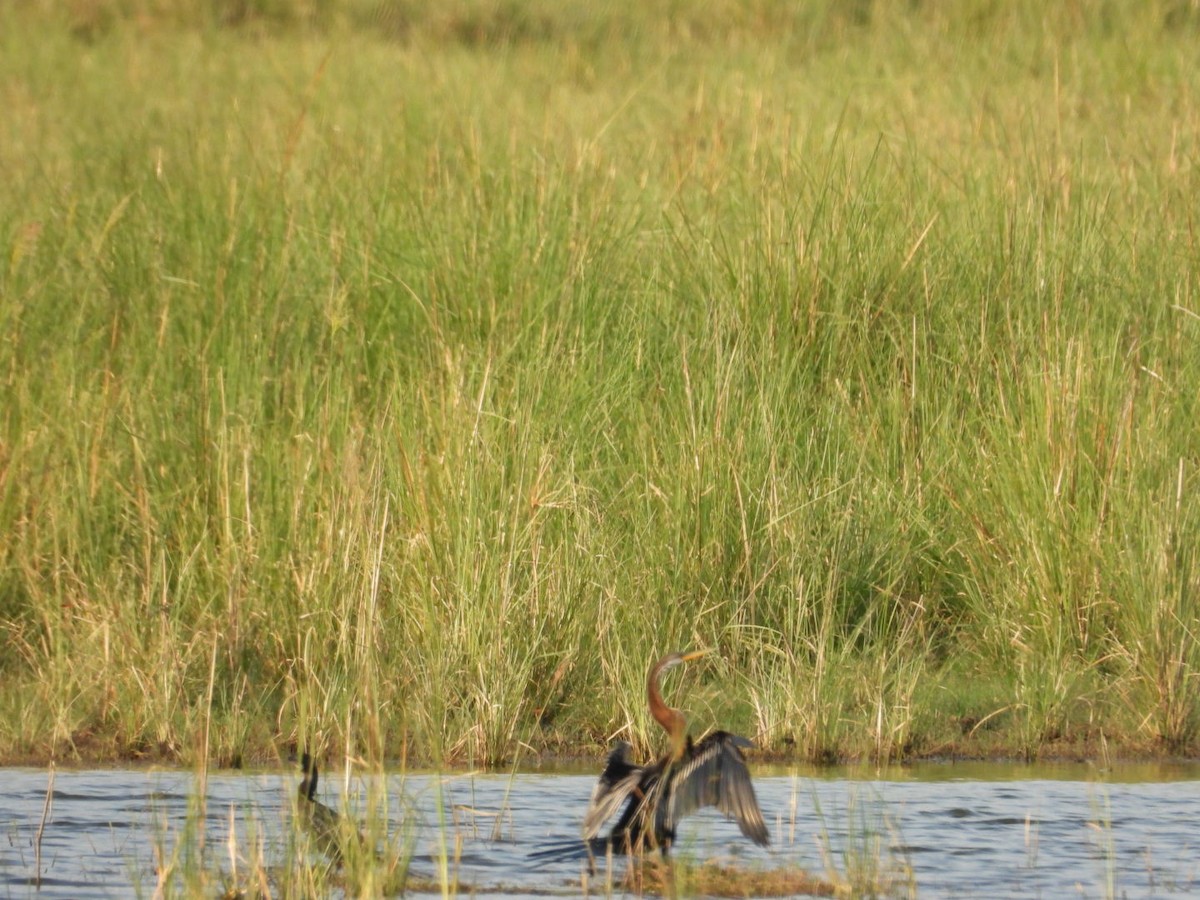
[2,762,1198,897]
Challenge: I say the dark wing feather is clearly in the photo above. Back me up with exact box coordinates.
[665,731,770,846]
[582,741,645,839]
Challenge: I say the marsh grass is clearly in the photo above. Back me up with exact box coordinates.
[808,785,916,900]
[618,855,839,898]
[2,0,1200,769]
[1085,786,1118,900]
[146,759,415,899]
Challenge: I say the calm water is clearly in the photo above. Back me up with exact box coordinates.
[2,762,1198,897]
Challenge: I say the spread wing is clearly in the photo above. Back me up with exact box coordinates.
[582,741,645,839]
[665,731,770,846]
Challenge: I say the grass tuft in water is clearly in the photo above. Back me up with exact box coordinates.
[625,855,839,898]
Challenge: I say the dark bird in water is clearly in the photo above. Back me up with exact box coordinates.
[298,752,351,862]
[581,650,770,855]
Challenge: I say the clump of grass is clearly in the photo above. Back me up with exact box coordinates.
[147,756,414,899]
[811,786,917,900]
[623,856,838,898]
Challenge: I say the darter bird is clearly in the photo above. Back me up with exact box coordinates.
[581,649,770,855]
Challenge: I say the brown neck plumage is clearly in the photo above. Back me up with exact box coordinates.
[647,654,689,760]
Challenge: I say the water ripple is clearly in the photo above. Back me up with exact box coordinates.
[1,766,1198,897]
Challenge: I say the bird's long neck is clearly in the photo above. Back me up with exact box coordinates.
[300,753,318,802]
[647,656,688,761]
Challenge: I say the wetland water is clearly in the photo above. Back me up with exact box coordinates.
[1,762,1198,898]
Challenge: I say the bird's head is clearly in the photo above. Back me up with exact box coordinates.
[659,648,712,672]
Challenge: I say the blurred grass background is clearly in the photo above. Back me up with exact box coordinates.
[2,0,1199,767]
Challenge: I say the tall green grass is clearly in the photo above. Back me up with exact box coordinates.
[1,0,1199,767]
[143,763,415,898]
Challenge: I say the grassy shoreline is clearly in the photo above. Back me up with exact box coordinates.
[3,1,1200,771]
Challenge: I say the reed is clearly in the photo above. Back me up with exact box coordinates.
[811,785,917,900]
[2,0,1199,768]
[144,760,413,899]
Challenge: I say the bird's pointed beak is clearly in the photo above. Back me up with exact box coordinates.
[681,649,713,663]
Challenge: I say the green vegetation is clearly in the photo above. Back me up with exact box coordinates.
[2,0,1199,769]
[137,765,844,899]
[602,857,840,898]
[146,767,416,898]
